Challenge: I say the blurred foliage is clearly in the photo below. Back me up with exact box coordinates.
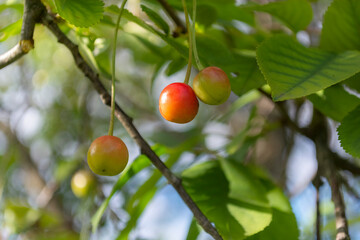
[1,0,360,239]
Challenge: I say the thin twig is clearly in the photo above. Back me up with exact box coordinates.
[313,175,322,240]
[182,0,192,85]
[258,89,310,137]
[0,0,45,69]
[41,11,223,240]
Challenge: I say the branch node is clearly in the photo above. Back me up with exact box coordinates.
[20,39,34,52]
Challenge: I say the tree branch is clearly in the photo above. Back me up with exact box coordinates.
[0,0,45,69]
[259,90,352,239]
[41,11,222,240]
[333,154,360,176]
[312,112,350,240]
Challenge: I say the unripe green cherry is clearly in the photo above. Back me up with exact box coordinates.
[87,135,129,176]
[71,170,95,198]
[193,66,231,105]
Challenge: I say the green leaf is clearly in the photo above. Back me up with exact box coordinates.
[230,55,265,96]
[117,175,159,240]
[54,0,104,27]
[196,33,234,69]
[338,105,360,158]
[344,72,360,93]
[196,5,217,28]
[320,0,360,52]
[0,3,23,13]
[257,35,360,101]
[186,218,201,240]
[131,34,167,59]
[165,57,186,76]
[141,4,169,35]
[117,146,183,239]
[0,18,22,42]
[308,85,360,122]
[182,160,272,240]
[246,0,312,32]
[106,6,188,59]
[245,167,299,240]
[161,0,255,26]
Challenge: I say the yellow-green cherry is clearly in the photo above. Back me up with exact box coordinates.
[193,66,231,105]
[87,135,129,176]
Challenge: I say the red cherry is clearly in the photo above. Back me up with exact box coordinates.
[87,135,129,176]
[159,83,199,123]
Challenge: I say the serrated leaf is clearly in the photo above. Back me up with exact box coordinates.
[338,105,360,158]
[54,0,104,27]
[320,0,360,52]
[257,35,360,101]
[245,0,312,32]
[141,4,169,35]
[182,160,272,239]
[308,85,360,122]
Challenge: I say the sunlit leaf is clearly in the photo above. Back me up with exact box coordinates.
[182,160,272,239]
[54,0,104,27]
[0,18,22,42]
[257,35,360,101]
[246,167,299,240]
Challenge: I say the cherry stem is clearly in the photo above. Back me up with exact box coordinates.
[182,0,192,85]
[191,0,204,70]
[108,0,128,136]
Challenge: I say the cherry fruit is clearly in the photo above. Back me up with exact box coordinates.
[87,135,129,176]
[193,66,231,105]
[71,170,95,198]
[159,83,199,123]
